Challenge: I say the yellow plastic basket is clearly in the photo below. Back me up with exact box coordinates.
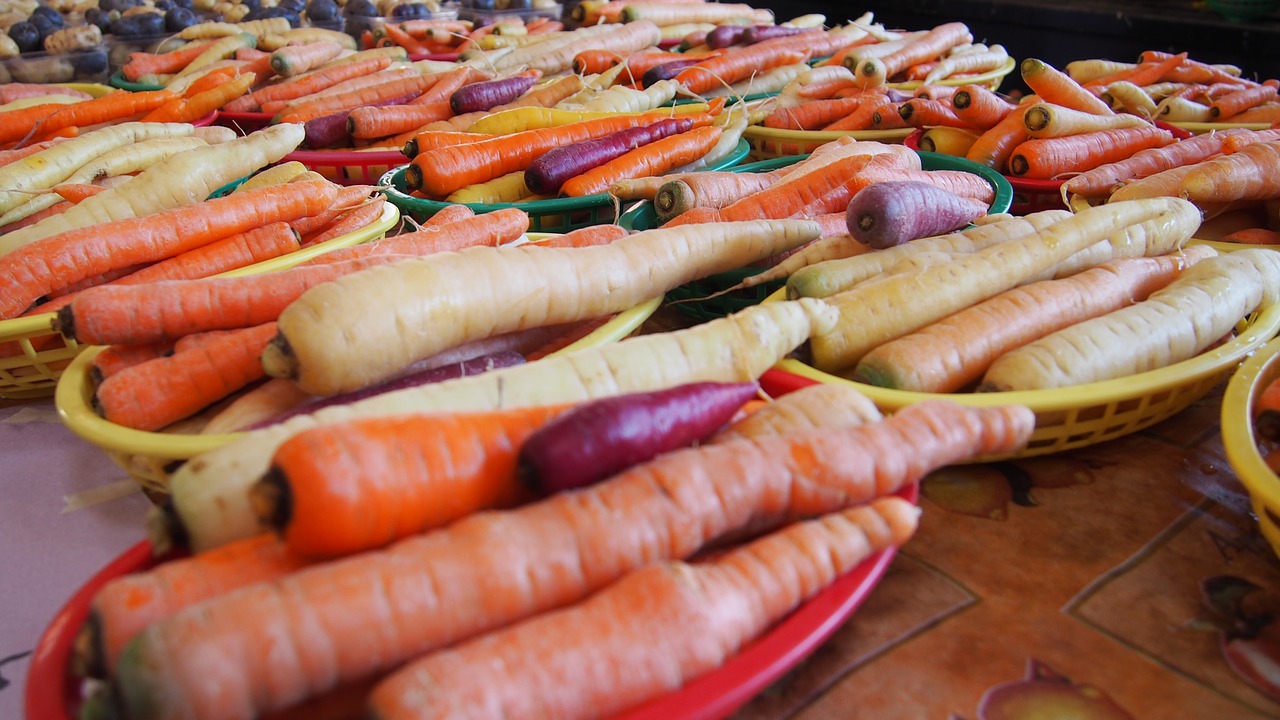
[0,202,399,401]
[56,288,663,493]
[767,289,1280,462]
[1221,335,1280,559]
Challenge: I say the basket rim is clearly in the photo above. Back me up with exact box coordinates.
[55,283,662,462]
[765,288,1280,415]
[1222,334,1280,510]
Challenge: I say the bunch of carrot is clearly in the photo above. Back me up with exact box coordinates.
[361,15,567,56]
[80,340,1035,720]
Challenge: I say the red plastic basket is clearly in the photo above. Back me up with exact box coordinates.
[214,110,272,134]
[283,148,407,186]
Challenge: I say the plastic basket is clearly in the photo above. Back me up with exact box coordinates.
[285,148,408,186]
[768,291,1280,462]
[1221,335,1280,559]
[108,70,163,92]
[380,138,751,232]
[0,201,398,402]
[631,149,1014,322]
[55,269,661,494]
[215,110,273,134]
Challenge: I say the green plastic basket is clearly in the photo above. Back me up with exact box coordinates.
[109,70,164,92]
[627,149,1015,322]
[379,138,751,233]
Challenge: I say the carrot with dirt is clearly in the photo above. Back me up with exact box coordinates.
[160,299,840,553]
[366,498,918,720]
[518,381,760,495]
[1007,125,1176,179]
[254,402,575,558]
[264,218,822,395]
[980,248,1280,391]
[853,246,1217,393]
[115,397,1031,720]
[805,198,1203,374]
[558,125,723,197]
[0,123,306,258]
[93,321,278,431]
[1020,57,1113,115]
[844,180,989,249]
[77,533,311,679]
[405,112,705,197]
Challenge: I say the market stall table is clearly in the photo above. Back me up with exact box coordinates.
[5,323,1280,718]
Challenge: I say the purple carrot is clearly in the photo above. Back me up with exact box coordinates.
[845,180,989,249]
[449,74,538,115]
[743,25,819,45]
[705,24,748,49]
[524,116,697,196]
[641,57,704,88]
[517,381,760,495]
[248,351,525,429]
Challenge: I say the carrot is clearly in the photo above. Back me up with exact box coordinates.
[89,342,174,383]
[1210,84,1280,121]
[315,207,531,264]
[572,48,626,75]
[844,181,989,249]
[237,55,394,112]
[78,533,311,679]
[1222,228,1280,245]
[1223,102,1280,125]
[284,185,379,237]
[121,41,217,82]
[897,97,971,129]
[1060,127,1246,199]
[125,222,301,284]
[418,203,474,228]
[94,321,278,431]
[253,402,573,558]
[49,183,105,204]
[1256,376,1280,440]
[1021,58,1113,116]
[1177,140,1280,203]
[300,197,385,247]
[518,381,759,495]
[652,171,779,221]
[523,115,702,195]
[673,43,809,97]
[797,155,996,221]
[1083,52,1188,90]
[853,247,1217,392]
[367,497,918,720]
[277,74,441,125]
[0,180,338,320]
[9,90,180,145]
[346,101,455,140]
[1008,125,1176,179]
[1137,50,1251,86]
[400,129,493,157]
[528,223,630,249]
[762,97,864,131]
[924,43,1009,85]
[950,83,1017,131]
[710,382,884,444]
[1021,101,1152,138]
[805,198,1203,373]
[115,398,1031,720]
[559,125,723,197]
[144,72,257,124]
[963,103,1032,171]
[263,218,824,395]
[852,21,972,87]
[405,112,694,197]
[979,248,1280,391]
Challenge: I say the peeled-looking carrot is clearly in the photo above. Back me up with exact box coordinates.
[980,249,1280,391]
[1177,139,1280,203]
[115,398,1032,720]
[263,219,824,396]
[255,403,574,558]
[163,299,839,553]
[78,533,311,679]
[1060,128,1246,199]
[853,247,1217,393]
[0,180,338,320]
[1007,125,1176,179]
[805,198,1202,373]
[710,382,884,444]
[366,498,919,720]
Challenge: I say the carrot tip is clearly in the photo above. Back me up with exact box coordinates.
[250,470,291,533]
[260,334,298,380]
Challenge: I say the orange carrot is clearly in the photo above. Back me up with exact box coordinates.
[277,74,440,125]
[51,183,106,204]
[315,207,530,263]
[820,96,895,131]
[400,129,494,157]
[1210,84,1280,121]
[1083,52,1188,89]
[1177,139,1280,203]
[0,137,69,165]
[121,41,216,82]
[80,533,311,678]
[853,21,972,86]
[528,223,629,249]
[674,43,809,96]
[0,181,341,320]
[1008,125,1176,179]
[300,196,386,247]
[853,248,1216,392]
[418,203,474,228]
[113,399,1033,720]
[179,66,239,98]
[254,403,573,558]
[346,101,455,140]
[1021,58,1113,115]
[143,72,256,124]
[1137,50,1251,86]
[0,90,177,145]
[236,55,395,113]
[409,66,489,107]
[406,113,689,197]
[652,171,780,220]
[559,125,723,197]
[89,341,174,382]
[286,185,378,238]
[116,222,300,284]
[897,97,971,129]
[572,48,626,75]
[94,321,279,431]
[869,103,911,129]
[368,498,918,720]
[763,97,864,131]
[1061,128,1247,198]
[381,22,431,54]
[55,255,407,346]
[1255,375,1280,439]
[1222,227,1280,245]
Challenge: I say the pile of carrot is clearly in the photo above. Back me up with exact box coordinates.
[361,15,566,56]
[76,342,1035,719]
